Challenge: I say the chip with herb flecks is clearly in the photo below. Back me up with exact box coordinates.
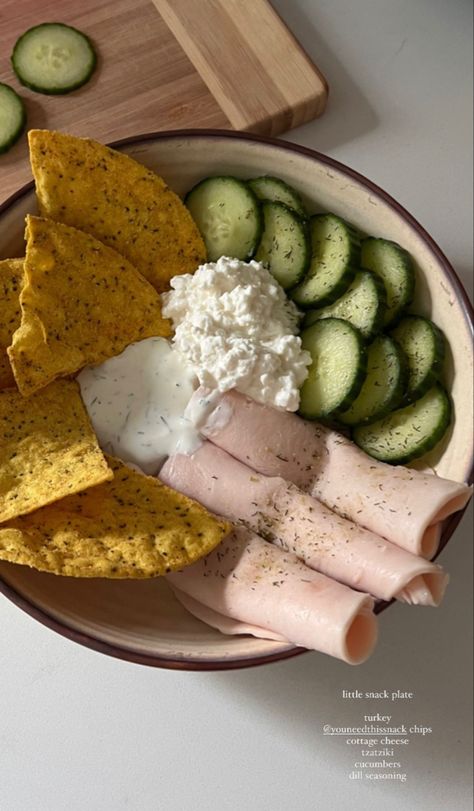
[0,379,112,523]
[0,258,23,390]
[28,129,206,293]
[0,455,230,577]
[7,215,170,397]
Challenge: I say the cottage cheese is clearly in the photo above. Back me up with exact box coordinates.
[161,257,311,411]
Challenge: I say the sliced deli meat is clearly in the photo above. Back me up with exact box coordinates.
[196,389,472,558]
[160,444,449,605]
[170,587,289,642]
[166,524,377,664]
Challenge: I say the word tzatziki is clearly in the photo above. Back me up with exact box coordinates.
[161,257,311,411]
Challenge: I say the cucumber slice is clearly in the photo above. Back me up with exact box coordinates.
[353,384,451,464]
[254,201,310,290]
[299,318,367,419]
[11,23,97,95]
[185,176,262,262]
[302,270,386,340]
[390,315,445,403]
[361,237,415,327]
[290,214,360,309]
[0,83,26,154]
[338,335,408,426]
[248,176,307,218]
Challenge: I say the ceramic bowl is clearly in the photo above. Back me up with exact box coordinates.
[0,130,472,670]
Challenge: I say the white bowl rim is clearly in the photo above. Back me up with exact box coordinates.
[0,128,472,671]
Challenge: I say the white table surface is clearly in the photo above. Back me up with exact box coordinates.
[1,1,472,809]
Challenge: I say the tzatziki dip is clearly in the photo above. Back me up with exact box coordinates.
[78,338,201,475]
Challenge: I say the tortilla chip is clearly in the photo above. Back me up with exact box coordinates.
[28,129,206,293]
[0,259,23,390]
[0,455,230,578]
[7,215,170,397]
[0,380,112,523]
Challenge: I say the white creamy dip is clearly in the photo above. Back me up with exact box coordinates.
[161,256,311,411]
[77,338,201,475]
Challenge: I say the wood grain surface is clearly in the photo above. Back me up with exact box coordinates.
[0,0,228,204]
[0,0,327,205]
[153,0,328,134]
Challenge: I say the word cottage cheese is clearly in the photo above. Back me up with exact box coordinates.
[161,257,311,411]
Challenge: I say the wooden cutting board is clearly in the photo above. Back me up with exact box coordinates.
[0,0,327,205]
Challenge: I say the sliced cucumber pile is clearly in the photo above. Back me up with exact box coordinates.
[390,315,445,403]
[297,227,449,462]
[353,385,451,464]
[338,335,407,426]
[184,172,452,464]
[248,176,307,218]
[185,176,262,261]
[290,214,360,309]
[361,237,415,327]
[12,23,97,95]
[0,83,26,154]
[254,201,309,289]
[299,318,367,419]
[302,270,386,340]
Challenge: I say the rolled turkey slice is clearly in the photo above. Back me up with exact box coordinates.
[166,525,378,664]
[170,586,289,642]
[160,444,448,605]
[194,389,472,557]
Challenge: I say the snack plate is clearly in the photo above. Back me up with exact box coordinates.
[0,130,472,670]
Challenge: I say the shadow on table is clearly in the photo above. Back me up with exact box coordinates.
[271,0,378,152]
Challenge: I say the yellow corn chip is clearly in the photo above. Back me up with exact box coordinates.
[0,455,230,578]
[7,216,170,397]
[0,380,112,523]
[29,129,206,293]
[0,259,23,390]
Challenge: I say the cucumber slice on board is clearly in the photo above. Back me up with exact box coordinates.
[0,83,26,154]
[390,315,446,403]
[353,384,451,464]
[299,318,367,419]
[338,335,408,426]
[248,176,307,218]
[185,176,262,262]
[11,23,97,95]
[302,270,386,340]
[290,214,360,309]
[361,237,415,327]
[254,201,310,289]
